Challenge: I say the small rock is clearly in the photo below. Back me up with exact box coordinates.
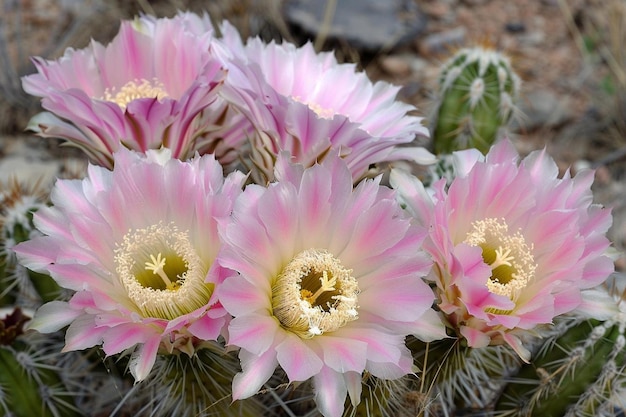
[379,55,412,77]
[407,56,430,73]
[505,22,526,33]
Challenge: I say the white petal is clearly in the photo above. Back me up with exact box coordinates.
[26,301,81,333]
[575,287,620,320]
[232,348,278,400]
[313,366,348,417]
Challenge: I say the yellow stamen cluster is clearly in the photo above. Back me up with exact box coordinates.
[114,222,212,320]
[291,95,336,119]
[102,78,168,110]
[464,218,536,301]
[272,248,359,338]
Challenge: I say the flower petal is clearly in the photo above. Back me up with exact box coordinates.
[313,366,348,417]
[320,336,368,373]
[129,335,161,381]
[276,333,323,381]
[232,348,279,400]
[26,301,81,333]
[227,314,278,355]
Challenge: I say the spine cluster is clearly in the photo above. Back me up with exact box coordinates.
[432,46,521,155]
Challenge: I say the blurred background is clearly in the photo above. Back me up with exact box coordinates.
[1,0,625,267]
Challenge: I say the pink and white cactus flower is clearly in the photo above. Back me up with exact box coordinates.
[216,153,445,417]
[214,23,435,183]
[391,139,614,360]
[22,13,230,168]
[14,148,245,381]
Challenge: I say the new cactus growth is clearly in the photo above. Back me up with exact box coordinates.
[432,45,520,155]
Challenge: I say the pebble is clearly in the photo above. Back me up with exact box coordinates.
[505,22,526,33]
[379,55,412,77]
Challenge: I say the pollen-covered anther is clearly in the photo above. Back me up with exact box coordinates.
[465,218,537,300]
[115,222,212,320]
[291,95,336,119]
[102,78,168,110]
[272,248,359,338]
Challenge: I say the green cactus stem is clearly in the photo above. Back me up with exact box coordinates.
[495,318,626,417]
[407,336,522,416]
[117,341,268,417]
[432,45,520,155]
[0,338,80,417]
[342,373,413,417]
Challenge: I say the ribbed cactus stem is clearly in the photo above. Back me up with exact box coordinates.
[432,46,520,155]
[127,342,268,417]
[496,319,626,416]
[0,343,79,417]
[408,337,521,415]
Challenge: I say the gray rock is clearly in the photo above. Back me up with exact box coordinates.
[284,0,427,51]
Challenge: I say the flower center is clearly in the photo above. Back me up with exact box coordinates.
[114,222,212,320]
[291,95,335,119]
[102,78,168,110]
[272,249,359,338]
[464,218,536,301]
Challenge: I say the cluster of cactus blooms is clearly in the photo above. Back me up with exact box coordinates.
[0,11,623,417]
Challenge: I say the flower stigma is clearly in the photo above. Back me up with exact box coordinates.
[464,218,536,301]
[115,222,212,320]
[144,252,177,290]
[272,248,359,338]
[102,78,168,110]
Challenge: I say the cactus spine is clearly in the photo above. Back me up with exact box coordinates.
[0,310,80,417]
[120,341,269,417]
[408,337,522,416]
[341,373,413,417]
[432,45,520,155]
[0,177,59,306]
[496,317,626,417]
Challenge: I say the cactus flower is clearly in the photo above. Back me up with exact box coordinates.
[216,153,445,417]
[22,13,229,168]
[215,24,435,183]
[14,148,246,381]
[391,139,614,360]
